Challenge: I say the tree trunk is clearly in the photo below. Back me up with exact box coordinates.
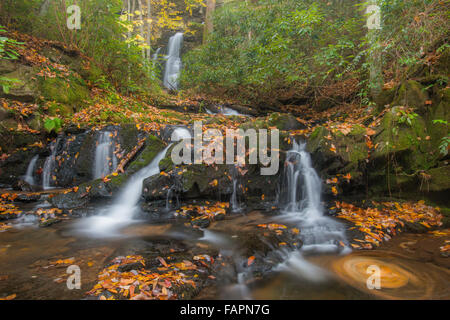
[39,0,52,16]
[146,0,151,61]
[203,0,216,44]
[367,0,383,99]
[137,0,145,60]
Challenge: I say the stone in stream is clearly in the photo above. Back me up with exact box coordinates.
[141,133,289,208]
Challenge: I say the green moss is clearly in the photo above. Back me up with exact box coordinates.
[267,112,302,130]
[47,102,73,117]
[126,135,166,175]
[427,166,450,192]
[392,80,428,111]
[39,75,89,108]
[239,119,267,131]
[349,125,366,137]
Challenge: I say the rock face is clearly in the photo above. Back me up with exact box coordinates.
[307,82,449,203]
[0,125,144,188]
[142,139,285,205]
[51,135,166,209]
[240,112,306,131]
[0,62,39,102]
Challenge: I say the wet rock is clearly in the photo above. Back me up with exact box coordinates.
[191,216,211,228]
[39,218,61,228]
[12,179,33,192]
[0,64,39,102]
[117,262,145,273]
[15,193,41,202]
[51,135,166,209]
[142,138,284,205]
[0,144,44,185]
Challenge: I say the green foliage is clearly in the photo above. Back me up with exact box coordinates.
[0,2,160,93]
[0,24,24,60]
[397,109,418,127]
[433,119,449,156]
[0,76,21,94]
[181,0,365,102]
[44,117,62,133]
[438,135,450,156]
[182,0,449,104]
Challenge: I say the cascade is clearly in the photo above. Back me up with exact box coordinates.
[24,155,39,186]
[93,131,117,179]
[163,33,183,90]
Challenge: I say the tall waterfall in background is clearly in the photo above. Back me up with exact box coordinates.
[93,131,117,180]
[163,33,183,90]
[24,155,39,186]
[42,138,61,190]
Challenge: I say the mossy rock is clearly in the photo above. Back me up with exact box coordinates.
[27,113,45,131]
[38,75,89,109]
[46,102,74,117]
[392,80,429,113]
[267,112,306,131]
[239,119,267,131]
[125,135,166,175]
[375,87,396,109]
[426,166,450,192]
[0,65,39,102]
[373,108,437,173]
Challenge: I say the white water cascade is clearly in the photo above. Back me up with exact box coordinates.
[93,131,117,180]
[42,138,61,190]
[276,140,350,280]
[230,167,242,213]
[76,145,171,237]
[24,155,39,186]
[171,127,191,141]
[163,33,183,90]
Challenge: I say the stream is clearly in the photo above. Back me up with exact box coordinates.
[1,135,449,300]
[1,210,449,300]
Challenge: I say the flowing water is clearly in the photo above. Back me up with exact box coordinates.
[230,166,242,213]
[42,138,61,190]
[24,155,39,186]
[75,145,171,238]
[93,131,117,180]
[2,138,449,300]
[163,33,183,90]
[275,140,349,280]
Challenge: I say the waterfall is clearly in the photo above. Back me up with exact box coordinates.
[221,107,241,116]
[275,140,349,280]
[24,155,39,186]
[163,33,183,90]
[93,131,117,180]
[42,138,61,190]
[230,167,242,212]
[283,141,323,218]
[76,145,171,237]
[171,127,191,141]
[282,140,348,252]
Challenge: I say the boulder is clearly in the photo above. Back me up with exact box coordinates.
[0,64,39,102]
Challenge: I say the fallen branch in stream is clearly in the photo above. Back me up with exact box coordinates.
[114,138,146,174]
